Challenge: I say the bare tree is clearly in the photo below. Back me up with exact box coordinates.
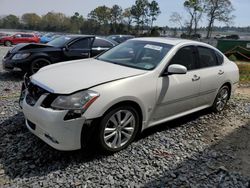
[184,0,204,36]
[204,0,234,38]
[123,8,133,32]
[169,12,183,28]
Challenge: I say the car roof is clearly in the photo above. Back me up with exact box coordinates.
[65,35,95,39]
[131,37,214,47]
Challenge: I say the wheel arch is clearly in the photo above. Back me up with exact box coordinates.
[221,81,232,99]
[103,100,144,132]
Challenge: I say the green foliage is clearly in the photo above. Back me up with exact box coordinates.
[228,54,237,61]
[21,13,41,30]
[2,15,20,29]
[0,1,163,35]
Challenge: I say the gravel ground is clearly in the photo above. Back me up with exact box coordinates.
[0,46,250,187]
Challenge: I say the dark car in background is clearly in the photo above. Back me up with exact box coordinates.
[0,33,40,46]
[2,35,118,74]
[107,35,134,44]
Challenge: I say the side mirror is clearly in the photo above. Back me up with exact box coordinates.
[167,64,187,75]
[63,45,69,51]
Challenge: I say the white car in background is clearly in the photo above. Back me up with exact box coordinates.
[20,38,239,152]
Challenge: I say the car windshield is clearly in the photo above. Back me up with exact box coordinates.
[97,40,173,70]
[47,36,72,47]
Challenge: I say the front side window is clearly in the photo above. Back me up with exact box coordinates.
[198,46,218,68]
[169,46,196,70]
[69,38,90,49]
[48,36,72,47]
[97,40,172,70]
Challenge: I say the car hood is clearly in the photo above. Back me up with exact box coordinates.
[31,59,148,94]
[10,43,55,53]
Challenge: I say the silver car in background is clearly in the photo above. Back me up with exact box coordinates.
[20,38,239,152]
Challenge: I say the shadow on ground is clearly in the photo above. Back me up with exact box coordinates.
[0,70,24,82]
[144,120,250,187]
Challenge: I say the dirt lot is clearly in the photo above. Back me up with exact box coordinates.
[0,46,250,187]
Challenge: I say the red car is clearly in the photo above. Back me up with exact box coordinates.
[0,33,40,46]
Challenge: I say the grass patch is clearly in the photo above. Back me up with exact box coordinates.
[236,62,250,83]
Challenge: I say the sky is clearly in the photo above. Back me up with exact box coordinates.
[0,0,249,27]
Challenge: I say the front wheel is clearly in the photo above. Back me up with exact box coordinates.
[30,58,51,74]
[212,85,230,112]
[97,106,140,153]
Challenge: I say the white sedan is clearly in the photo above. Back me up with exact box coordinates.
[20,38,239,152]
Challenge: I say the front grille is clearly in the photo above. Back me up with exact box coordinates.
[26,82,48,106]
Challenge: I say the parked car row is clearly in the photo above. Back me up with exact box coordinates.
[0,33,40,46]
[3,35,118,74]
[0,32,135,47]
[15,37,239,153]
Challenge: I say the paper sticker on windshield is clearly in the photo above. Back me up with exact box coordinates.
[144,44,162,51]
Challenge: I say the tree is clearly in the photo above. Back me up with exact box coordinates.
[123,8,133,32]
[184,0,204,36]
[21,13,41,30]
[40,12,70,32]
[131,0,149,32]
[2,15,20,29]
[110,5,123,33]
[148,0,161,29]
[169,12,183,29]
[70,12,85,33]
[88,6,111,25]
[204,0,234,38]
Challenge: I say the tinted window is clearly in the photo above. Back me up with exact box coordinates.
[198,47,217,68]
[93,39,113,48]
[48,36,72,47]
[215,51,224,65]
[169,46,196,70]
[69,38,90,49]
[21,34,33,38]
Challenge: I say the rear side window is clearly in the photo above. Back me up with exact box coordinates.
[69,38,90,49]
[198,47,218,68]
[93,39,113,48]
[169,46,196,70]
[215,51,224,65]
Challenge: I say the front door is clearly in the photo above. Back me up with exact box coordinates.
[64,38,93,60]
[152,46,201,122]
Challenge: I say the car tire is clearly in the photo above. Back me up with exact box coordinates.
[30,58,51,74]
[97,105,140,153]
[4,41,12,47]
[212,85,230,113]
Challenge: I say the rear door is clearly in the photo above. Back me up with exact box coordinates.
[196,46,225,106]
[64,37,93,60]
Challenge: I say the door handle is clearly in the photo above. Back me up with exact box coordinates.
[218,70,224,75]
[192,75,200,81]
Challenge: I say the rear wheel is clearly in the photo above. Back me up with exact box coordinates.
[4,41,12,47]
[97,106,140,153]
[212,85,230,112]
[30,58,51,74]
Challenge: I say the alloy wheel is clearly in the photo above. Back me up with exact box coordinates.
[103,110,136,149]
[216,87,229,111]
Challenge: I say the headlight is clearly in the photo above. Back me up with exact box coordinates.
[12,53,30,60]
[51,90,99,111]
